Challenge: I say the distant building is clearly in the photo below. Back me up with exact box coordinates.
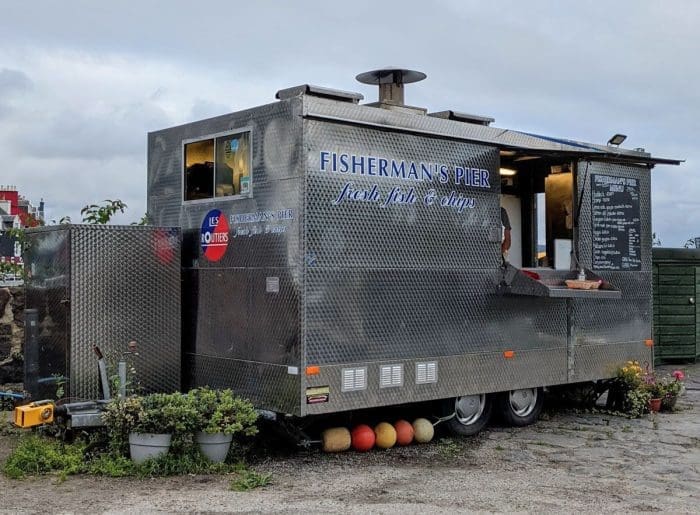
[0,185,45,285]
[0,185,44,228]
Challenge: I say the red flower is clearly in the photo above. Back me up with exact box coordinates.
[672,370,685,381]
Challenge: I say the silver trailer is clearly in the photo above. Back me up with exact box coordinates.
[147,69,679,433]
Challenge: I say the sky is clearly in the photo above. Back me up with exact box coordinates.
[0,1,697,245]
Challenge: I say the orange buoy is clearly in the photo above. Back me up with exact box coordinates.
[412,418,434,443]
[321,427,351,453]
[394,419,414,446]
[351,424,376,452]
[374,422,397,449]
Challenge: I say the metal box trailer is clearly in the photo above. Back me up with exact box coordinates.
[147,68,679,430]
[23,225,181,401]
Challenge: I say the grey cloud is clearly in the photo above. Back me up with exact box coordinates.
[0,68,32,93]
[0,68,33,119]
[11,154,145,225]
[190,99,234,122]
[11,99,172,161]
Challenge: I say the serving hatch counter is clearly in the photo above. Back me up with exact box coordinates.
[501,265,622,299]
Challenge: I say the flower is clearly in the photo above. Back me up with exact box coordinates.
[616,361,644,389]
[611,363,686,416]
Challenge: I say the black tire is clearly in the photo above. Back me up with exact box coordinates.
[497,387,544,427]
[440,394,493,437]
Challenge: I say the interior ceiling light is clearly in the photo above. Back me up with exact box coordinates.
[607,133,627,146]
[499,168,517,176]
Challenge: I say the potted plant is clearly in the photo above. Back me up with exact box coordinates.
[102,393,197,464]
[609,360,644,413]
[187,387,259,463]
[639,370,664,413]
[660,370,685,411]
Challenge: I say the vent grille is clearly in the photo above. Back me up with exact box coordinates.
[341,367,367,392]
[416,362,438,384]
[379,364,403,388]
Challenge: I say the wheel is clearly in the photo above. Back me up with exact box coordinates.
[441,394,493,436]
[497,387,543,426]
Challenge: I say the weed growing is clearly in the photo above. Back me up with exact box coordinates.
[230,469,273,491]
[436,438,462,459]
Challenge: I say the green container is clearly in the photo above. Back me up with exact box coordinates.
[653,248,700,363]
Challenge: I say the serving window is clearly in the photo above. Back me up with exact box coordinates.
[184,130,251,202]
[500,155,576,269]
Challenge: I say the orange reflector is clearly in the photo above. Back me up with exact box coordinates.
[503,350,515,359]
[306,365,320,376]
[645,339,654,347]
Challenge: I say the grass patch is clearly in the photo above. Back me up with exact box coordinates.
[2,435,84,479]
[230,469,273,491]
[436,438,462,458]
[3,433,270,482]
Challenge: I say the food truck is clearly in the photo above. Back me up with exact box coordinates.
[23,68,681,435]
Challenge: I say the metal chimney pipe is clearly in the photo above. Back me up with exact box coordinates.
[356,67,427,106]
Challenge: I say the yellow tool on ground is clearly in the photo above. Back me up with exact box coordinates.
[13,400,54,428]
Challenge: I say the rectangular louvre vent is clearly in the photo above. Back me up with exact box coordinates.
[416,362,438,384]
[380,364,403,388]
[341,367,367,392]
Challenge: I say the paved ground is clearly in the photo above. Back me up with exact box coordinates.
[1,363,698,513]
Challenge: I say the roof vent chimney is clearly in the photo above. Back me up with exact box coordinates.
[356,67,427,115]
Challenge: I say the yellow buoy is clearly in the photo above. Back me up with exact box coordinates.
[321,427,351,453]
[412,418,434,443]
[374,422,397,449]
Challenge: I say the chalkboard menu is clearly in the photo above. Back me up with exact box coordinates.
[591,174,641,270]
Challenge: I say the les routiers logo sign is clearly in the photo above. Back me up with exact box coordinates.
[200,209,229,262]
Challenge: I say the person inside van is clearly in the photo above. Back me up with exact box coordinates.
[501,206,511,257]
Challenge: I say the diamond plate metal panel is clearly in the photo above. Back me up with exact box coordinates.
[304,269,567,365]
[572,341,653,383]
[24,228,71,400]
[150,98,305,414]
[576,161,652,272]
[148,98,304,229]
[186,353,299,415]
[190,178,302,270]
[304,348,568,415]
[70,225,181,399]
[193,268,299,365]
[304,120,500,269]
[571,272,652,346]
[570,161,653,380]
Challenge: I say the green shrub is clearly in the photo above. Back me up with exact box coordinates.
[101,393,199,455]
[186,387,259,436]
[101,396,143,455]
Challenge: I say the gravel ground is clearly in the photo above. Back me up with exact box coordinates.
[1,364,698,514]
